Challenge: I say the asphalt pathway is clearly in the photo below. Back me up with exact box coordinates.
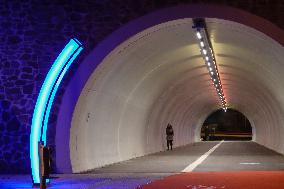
[194,141,284,172]
[2,141,284,189]
[139,141,284,189]
[89,142,218,173]
[90,141,284,173]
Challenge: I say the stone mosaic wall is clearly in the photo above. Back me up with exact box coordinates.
[0,0,283,173]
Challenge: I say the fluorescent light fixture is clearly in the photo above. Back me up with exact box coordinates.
[207,61,210,66]
[209,67,213,71]
[205,56,209,61]
[210,71,214,75]
[200,41,205,47]
[196,31,202,39]
[30,38,83,185]
[240,162,260,165]
[202,49,207,55]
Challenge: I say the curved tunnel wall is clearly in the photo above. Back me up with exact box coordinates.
[56,5,284,173]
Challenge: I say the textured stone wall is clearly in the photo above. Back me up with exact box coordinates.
[0,0,283,173]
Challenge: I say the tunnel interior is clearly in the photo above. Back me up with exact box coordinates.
[56,15,284,173]
[201,109,252,141]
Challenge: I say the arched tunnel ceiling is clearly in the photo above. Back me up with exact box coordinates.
[70,18,284,172]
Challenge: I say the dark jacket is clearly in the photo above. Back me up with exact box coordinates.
[166,126,174,140]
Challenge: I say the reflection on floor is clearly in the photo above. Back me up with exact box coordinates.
[0,173,165,189]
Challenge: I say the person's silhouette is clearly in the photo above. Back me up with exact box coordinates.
[166,124,174,150]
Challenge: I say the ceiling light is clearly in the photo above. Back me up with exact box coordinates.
[193,18,227,111]
[196,31,202,39]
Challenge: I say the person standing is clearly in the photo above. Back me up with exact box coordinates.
[166,124,174,150]
[204,125,209,141]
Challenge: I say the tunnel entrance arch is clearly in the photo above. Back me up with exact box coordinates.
[55,4,284,173]
[200,109,252,141]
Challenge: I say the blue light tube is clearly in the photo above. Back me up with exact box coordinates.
[42,47,83,143]
[30,38,83,184]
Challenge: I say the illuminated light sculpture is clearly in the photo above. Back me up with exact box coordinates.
[30,38,83,185]
[192,18,227,112]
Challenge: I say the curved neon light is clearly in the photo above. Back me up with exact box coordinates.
[30,38,83,184]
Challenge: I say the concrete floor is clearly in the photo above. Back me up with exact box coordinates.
[2,141,284,189]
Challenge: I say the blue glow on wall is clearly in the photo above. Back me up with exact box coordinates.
[30,38,83,184]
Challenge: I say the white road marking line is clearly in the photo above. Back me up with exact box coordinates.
[240,162,260,165]
[182,140,224,172]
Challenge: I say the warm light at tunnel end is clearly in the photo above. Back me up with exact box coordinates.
[192,18,227,111]
[30,38,83,185]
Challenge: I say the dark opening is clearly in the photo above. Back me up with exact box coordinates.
[201,109,252,141]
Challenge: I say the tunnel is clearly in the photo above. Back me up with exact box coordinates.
[201,108,252,141]
[54,5,284,173]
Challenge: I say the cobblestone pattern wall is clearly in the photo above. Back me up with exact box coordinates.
[0,0,283,173]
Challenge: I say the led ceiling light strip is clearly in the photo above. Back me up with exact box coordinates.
[30,38,83,185]
[192,18,227,112]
